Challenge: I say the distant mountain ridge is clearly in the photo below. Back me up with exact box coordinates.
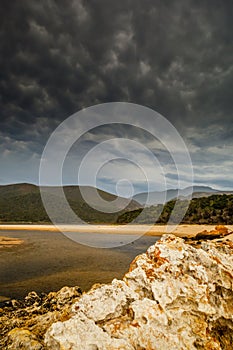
[0,183,141,224]
[1,183,233,224]
[133,186,233,206]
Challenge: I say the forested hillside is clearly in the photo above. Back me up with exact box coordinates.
[1,184,233,225]
[0,183,140,224]
[117,194,233,224]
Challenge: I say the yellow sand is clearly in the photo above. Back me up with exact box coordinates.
[0,236,23,245]
[0,224,233,242]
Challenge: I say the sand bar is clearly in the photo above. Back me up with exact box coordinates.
[0,236,23,246]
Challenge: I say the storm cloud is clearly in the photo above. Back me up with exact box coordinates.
[0,0,232,191]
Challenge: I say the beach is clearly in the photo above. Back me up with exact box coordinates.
[1,223,233,237]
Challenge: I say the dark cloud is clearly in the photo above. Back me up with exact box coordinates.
[0,0,232,188]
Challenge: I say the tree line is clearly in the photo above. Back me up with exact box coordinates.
[117,194,233,224]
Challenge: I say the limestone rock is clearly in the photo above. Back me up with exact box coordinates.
[7,328,43,350]
[45,234,233,350]
[195,225,232,240]
[0,286,82,349]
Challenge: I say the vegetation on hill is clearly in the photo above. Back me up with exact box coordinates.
[0,184,140,224]
[1,184,233,225]
[117,194,233,225]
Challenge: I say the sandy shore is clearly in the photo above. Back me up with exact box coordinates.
[0,224,233,240]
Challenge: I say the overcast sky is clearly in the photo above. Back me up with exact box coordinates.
[0,0,233,194]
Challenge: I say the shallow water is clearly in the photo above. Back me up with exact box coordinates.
[0,230,159,299]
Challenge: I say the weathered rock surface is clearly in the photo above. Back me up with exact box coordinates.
[1,234,233,349]
[45,234,233,349]
[195,225,232,240]
[0,286,82,349]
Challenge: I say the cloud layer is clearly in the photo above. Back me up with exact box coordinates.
[0,0,232,191]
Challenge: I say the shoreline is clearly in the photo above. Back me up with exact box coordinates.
[1,224,233,241]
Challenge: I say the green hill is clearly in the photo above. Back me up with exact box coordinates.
[0,183,141,224]
[1,184,233,225]
[117,194,233,225]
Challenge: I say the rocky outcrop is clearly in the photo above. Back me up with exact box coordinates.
[1,234,233,349]
[45,234,233,350]
[194,225,232,240]
[0,286,82,349]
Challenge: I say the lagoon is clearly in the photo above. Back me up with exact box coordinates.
[0,229,159,300]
